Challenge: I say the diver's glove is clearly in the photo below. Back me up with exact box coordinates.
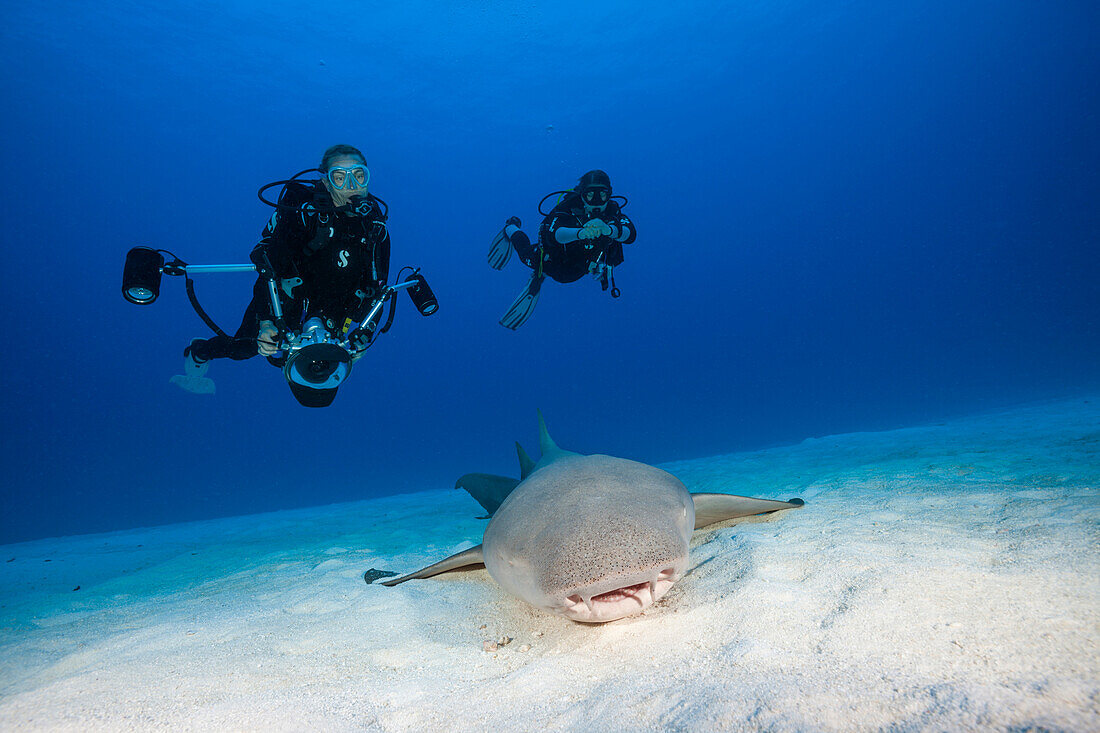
[257,320,279,356]
[578,218,613,240]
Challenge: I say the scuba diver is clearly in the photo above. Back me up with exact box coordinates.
[488,169,635,329]
[131,143,436,407]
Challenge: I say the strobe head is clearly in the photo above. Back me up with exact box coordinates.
[283,342,352,408]
[406,271,438,316]
[122,247,165,304]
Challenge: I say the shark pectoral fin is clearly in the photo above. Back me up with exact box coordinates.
[378,545,485,586]
[691,493,805,529]
[455,473,521,515]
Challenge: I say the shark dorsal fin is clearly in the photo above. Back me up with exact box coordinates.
[537,409,561,457]
[516,442,537,479]
[533,410,580,466]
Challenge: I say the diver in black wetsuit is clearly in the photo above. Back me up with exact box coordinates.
[488,169,636,329]
[175,144,391,396]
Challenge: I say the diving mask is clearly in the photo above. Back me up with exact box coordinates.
[582,186,610,206]
[326,164,370,191]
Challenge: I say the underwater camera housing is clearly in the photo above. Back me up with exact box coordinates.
[282,318,352,408]
[121,247,437,407]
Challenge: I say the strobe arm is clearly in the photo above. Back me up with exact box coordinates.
[356,279,418,334]
[175,263,258,274]
[122,246,287,341]
[345,268,438,350]
[178,261,290,341]
[123,246,263,305]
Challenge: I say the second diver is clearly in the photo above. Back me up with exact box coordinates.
[489,169,635,329]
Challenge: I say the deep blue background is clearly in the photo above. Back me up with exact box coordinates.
[2,1,1097,544]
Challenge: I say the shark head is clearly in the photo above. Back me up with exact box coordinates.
[483,455,695,623]
[539,515,692,622]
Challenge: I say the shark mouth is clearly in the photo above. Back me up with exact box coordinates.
[559,568,679,623]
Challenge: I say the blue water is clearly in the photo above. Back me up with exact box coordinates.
[1,1,1097,545]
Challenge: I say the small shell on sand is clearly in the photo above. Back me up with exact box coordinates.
[483,641,498,652]
[498,636,513,646]
[518,644,531,652]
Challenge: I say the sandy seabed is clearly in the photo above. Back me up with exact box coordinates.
[1,397,1097,731]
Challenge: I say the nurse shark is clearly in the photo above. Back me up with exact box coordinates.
[374,414,803,623]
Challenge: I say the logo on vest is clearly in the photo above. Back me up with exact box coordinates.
[338,250,350,268]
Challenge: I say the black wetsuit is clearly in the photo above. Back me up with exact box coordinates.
[513,193,636,283]
[190,181,391,361]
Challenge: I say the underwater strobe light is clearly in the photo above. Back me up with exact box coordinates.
[405,270,438,316]
[122,247,166,304]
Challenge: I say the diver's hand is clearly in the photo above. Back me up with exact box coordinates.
[256,321,279,356]
[577,219,602,240]
[579,218,613,240]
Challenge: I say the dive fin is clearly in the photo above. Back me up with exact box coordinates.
[691,494,804,529]
[499,272,543,330]
[170,375,216,394]
[488,225,513,270]
[456,473,521,515]
[516,442,536,480]
[170,339,215,394]
[378,544,485,586]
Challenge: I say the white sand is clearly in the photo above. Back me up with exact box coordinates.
[1,398,1097,731]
